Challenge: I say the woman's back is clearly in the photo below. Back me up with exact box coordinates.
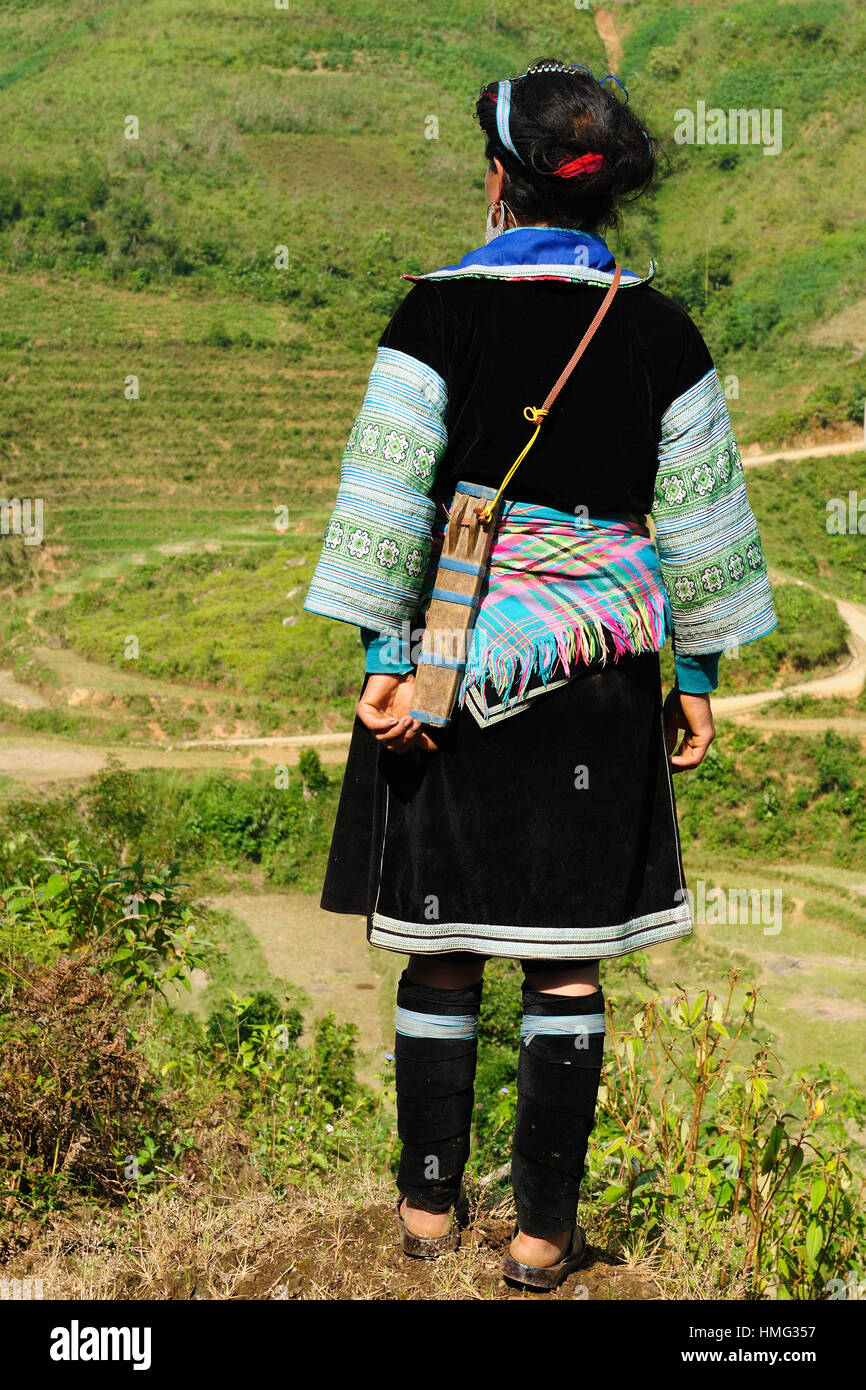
[380,271,714,515]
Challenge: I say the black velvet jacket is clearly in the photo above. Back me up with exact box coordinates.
[378,276,714,516]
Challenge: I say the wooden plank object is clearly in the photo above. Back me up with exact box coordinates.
[409,481,501,727]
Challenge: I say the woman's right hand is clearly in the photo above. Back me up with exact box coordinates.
[663,687,716,772]
[356,672,439,755]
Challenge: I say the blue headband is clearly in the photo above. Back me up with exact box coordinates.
[495,80,524,164]
[490,66,651,164]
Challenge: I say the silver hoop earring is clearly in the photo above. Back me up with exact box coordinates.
[485,198,515,244]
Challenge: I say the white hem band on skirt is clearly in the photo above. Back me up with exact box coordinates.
[368,902,694,959]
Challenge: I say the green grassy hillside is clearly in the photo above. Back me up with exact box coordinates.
[1,3,865,1303]
[1,0,865,515]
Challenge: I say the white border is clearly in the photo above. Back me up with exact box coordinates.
[368,903,694,960]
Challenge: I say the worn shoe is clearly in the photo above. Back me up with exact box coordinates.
[501,1223,587,1291]
[395,1194,460,1259]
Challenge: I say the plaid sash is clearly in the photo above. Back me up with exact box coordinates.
[451,503,672,719]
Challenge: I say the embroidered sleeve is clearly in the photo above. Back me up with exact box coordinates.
[303,290,449,635]
[651,366,777,656]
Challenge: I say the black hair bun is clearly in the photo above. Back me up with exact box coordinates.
[476,57,658,232]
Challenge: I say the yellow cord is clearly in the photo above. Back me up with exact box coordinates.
[476,406,549,522]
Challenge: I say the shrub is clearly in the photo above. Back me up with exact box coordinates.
[206,989,304,1053]
[0,955,174,1219]
[588,975,866,1299]
[198,988,376,1181]
[2,845,209,997]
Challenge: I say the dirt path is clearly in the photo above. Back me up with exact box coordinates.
[726,715,866,741]
[3,593,864,781]
[744,437,864,467]
[594,9,625,72]
[176,732,352,750]
[0,736,351,786]
[0,670,48,709]
[204,892,397,1085]
[714,575,866,717]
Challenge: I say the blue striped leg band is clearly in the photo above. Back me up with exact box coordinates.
[521,1012,606,1047]
[396,1006,479,1040]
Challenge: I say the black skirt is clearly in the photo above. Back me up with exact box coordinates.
[320,650,694,961]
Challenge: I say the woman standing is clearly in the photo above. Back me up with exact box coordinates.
[303,59,776,1290]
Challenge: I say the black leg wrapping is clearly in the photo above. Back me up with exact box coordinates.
[511,986,605,1239]
[394,971,482,1215]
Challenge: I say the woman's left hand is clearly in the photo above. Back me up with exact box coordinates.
[356,672,439,755]
[663,687,716,772]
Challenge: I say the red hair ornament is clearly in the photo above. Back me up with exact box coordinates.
[553,152,605,178]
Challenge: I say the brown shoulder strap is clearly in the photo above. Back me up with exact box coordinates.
[541,264,622,413]
[472,266,624,523]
